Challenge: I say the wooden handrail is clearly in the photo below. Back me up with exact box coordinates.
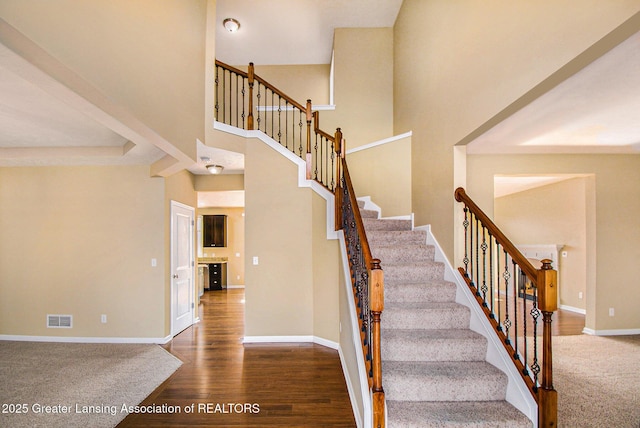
[214,59,248,78]
[454,187,538,281]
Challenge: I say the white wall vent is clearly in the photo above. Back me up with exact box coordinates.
[47,314,73,328]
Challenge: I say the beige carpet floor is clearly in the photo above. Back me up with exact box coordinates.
[0,341,182,428]
[554,334,640,428]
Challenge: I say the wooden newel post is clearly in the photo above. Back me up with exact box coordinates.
[537,259,558,427]
[247,62,255,130]
[305,99,313,180]
[369,259,385,428]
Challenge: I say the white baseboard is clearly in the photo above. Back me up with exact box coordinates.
[582,327,640,336]
[226,285,245,289]
[242,335,339,350]
[559,304,586,315]
[0,334,173,344]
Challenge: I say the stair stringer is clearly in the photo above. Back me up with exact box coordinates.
[415,224,538,427]
[214,120,338,240]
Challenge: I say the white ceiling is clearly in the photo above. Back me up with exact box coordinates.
[215,0,403,65]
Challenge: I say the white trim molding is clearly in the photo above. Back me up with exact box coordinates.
[0,334,174,344]
[241,335,339,350]
[346,131,412,154]
[582,328,640,336]
[559,304,586,315]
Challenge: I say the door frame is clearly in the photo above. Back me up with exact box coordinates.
[170,200,196,337]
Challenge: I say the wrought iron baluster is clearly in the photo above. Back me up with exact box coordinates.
[481,226,488,306]
[241,77,246,129]
[503,252,512,345]
[531,286,541,390]
[489,234,495,318]
[463,207,469,276]
[256,83,262,131]
[214,66,219,121]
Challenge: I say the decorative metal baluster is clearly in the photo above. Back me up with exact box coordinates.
[234,73,238,127]
[475,216,480,295]
[277,95,282,144]
[313,135,319,180]
[330,139,335,191]
[491,241,502,331]
[271,91,275,139]
[503,252,512,345]
[522,278,529,376]
[489,234,495,318]
[241,78,246,129]
[298,111,303,157]
[463,207,470,276]
[469,211,475,287]
[530,286,541,390]
[481,226,488,306]
[214,66,220,122]
[284,101,289,150]
[256,83,262,131]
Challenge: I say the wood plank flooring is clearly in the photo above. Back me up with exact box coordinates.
[117,289,356,427]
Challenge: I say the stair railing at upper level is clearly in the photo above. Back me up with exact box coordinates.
[215,60,340,192]
[215,60,385,428]
[454,187,557,427]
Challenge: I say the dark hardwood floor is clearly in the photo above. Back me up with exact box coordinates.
[117,288,584,427]
[117,289,356,427]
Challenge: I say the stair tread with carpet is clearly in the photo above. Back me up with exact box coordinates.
[359,201,531,427]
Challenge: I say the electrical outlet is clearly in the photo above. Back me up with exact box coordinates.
[609,308,615,317]
[101,314,107,323]
[579,292,583,299]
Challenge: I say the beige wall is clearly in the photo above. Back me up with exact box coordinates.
[244,139,314,336]
[467,154,640,332]
[394,0,640,259]
[0,0,209,161]
[326,28,394,149]
[312,191,340,342]
[0,166,166,338]
[244,137,339,341]
[197,207,245,287]
[494,178,589,311]
[254,64,331,106]
[346,136,412,217]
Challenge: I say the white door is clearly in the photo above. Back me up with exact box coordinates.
[171,201,195,336]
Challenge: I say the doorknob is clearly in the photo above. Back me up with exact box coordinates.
[172,274,179,279]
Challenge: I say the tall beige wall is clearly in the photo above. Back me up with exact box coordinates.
[254,64,331,106]
[243,137,339,341]
[327,28,394,148]
[0,166,166,338]
[347,136,412,217]
[0,0,209,161]
[494,178,588,312]
[467,154,640,332]
[197,207,245,287]
[394,0,640,259]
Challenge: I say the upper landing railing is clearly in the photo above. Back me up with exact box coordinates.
[215,60,341,192]
[215,60,385,428]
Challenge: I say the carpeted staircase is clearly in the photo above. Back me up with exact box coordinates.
[359,201,531,427]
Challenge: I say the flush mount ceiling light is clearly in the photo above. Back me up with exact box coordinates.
[206,164,224,174]
[223,18,240,33]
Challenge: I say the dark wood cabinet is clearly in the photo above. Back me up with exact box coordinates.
[203,215,227,247]
[209,263,227,290]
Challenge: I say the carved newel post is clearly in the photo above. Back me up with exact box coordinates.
[537,259,558,427]
[370,258,385,428]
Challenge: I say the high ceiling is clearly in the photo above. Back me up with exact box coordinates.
[1,2,638,206]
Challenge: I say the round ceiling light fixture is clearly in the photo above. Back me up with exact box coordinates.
[206,164,224,174]
[223,18,241,33]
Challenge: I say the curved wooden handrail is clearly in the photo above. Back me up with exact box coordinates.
[454,187,538,281]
